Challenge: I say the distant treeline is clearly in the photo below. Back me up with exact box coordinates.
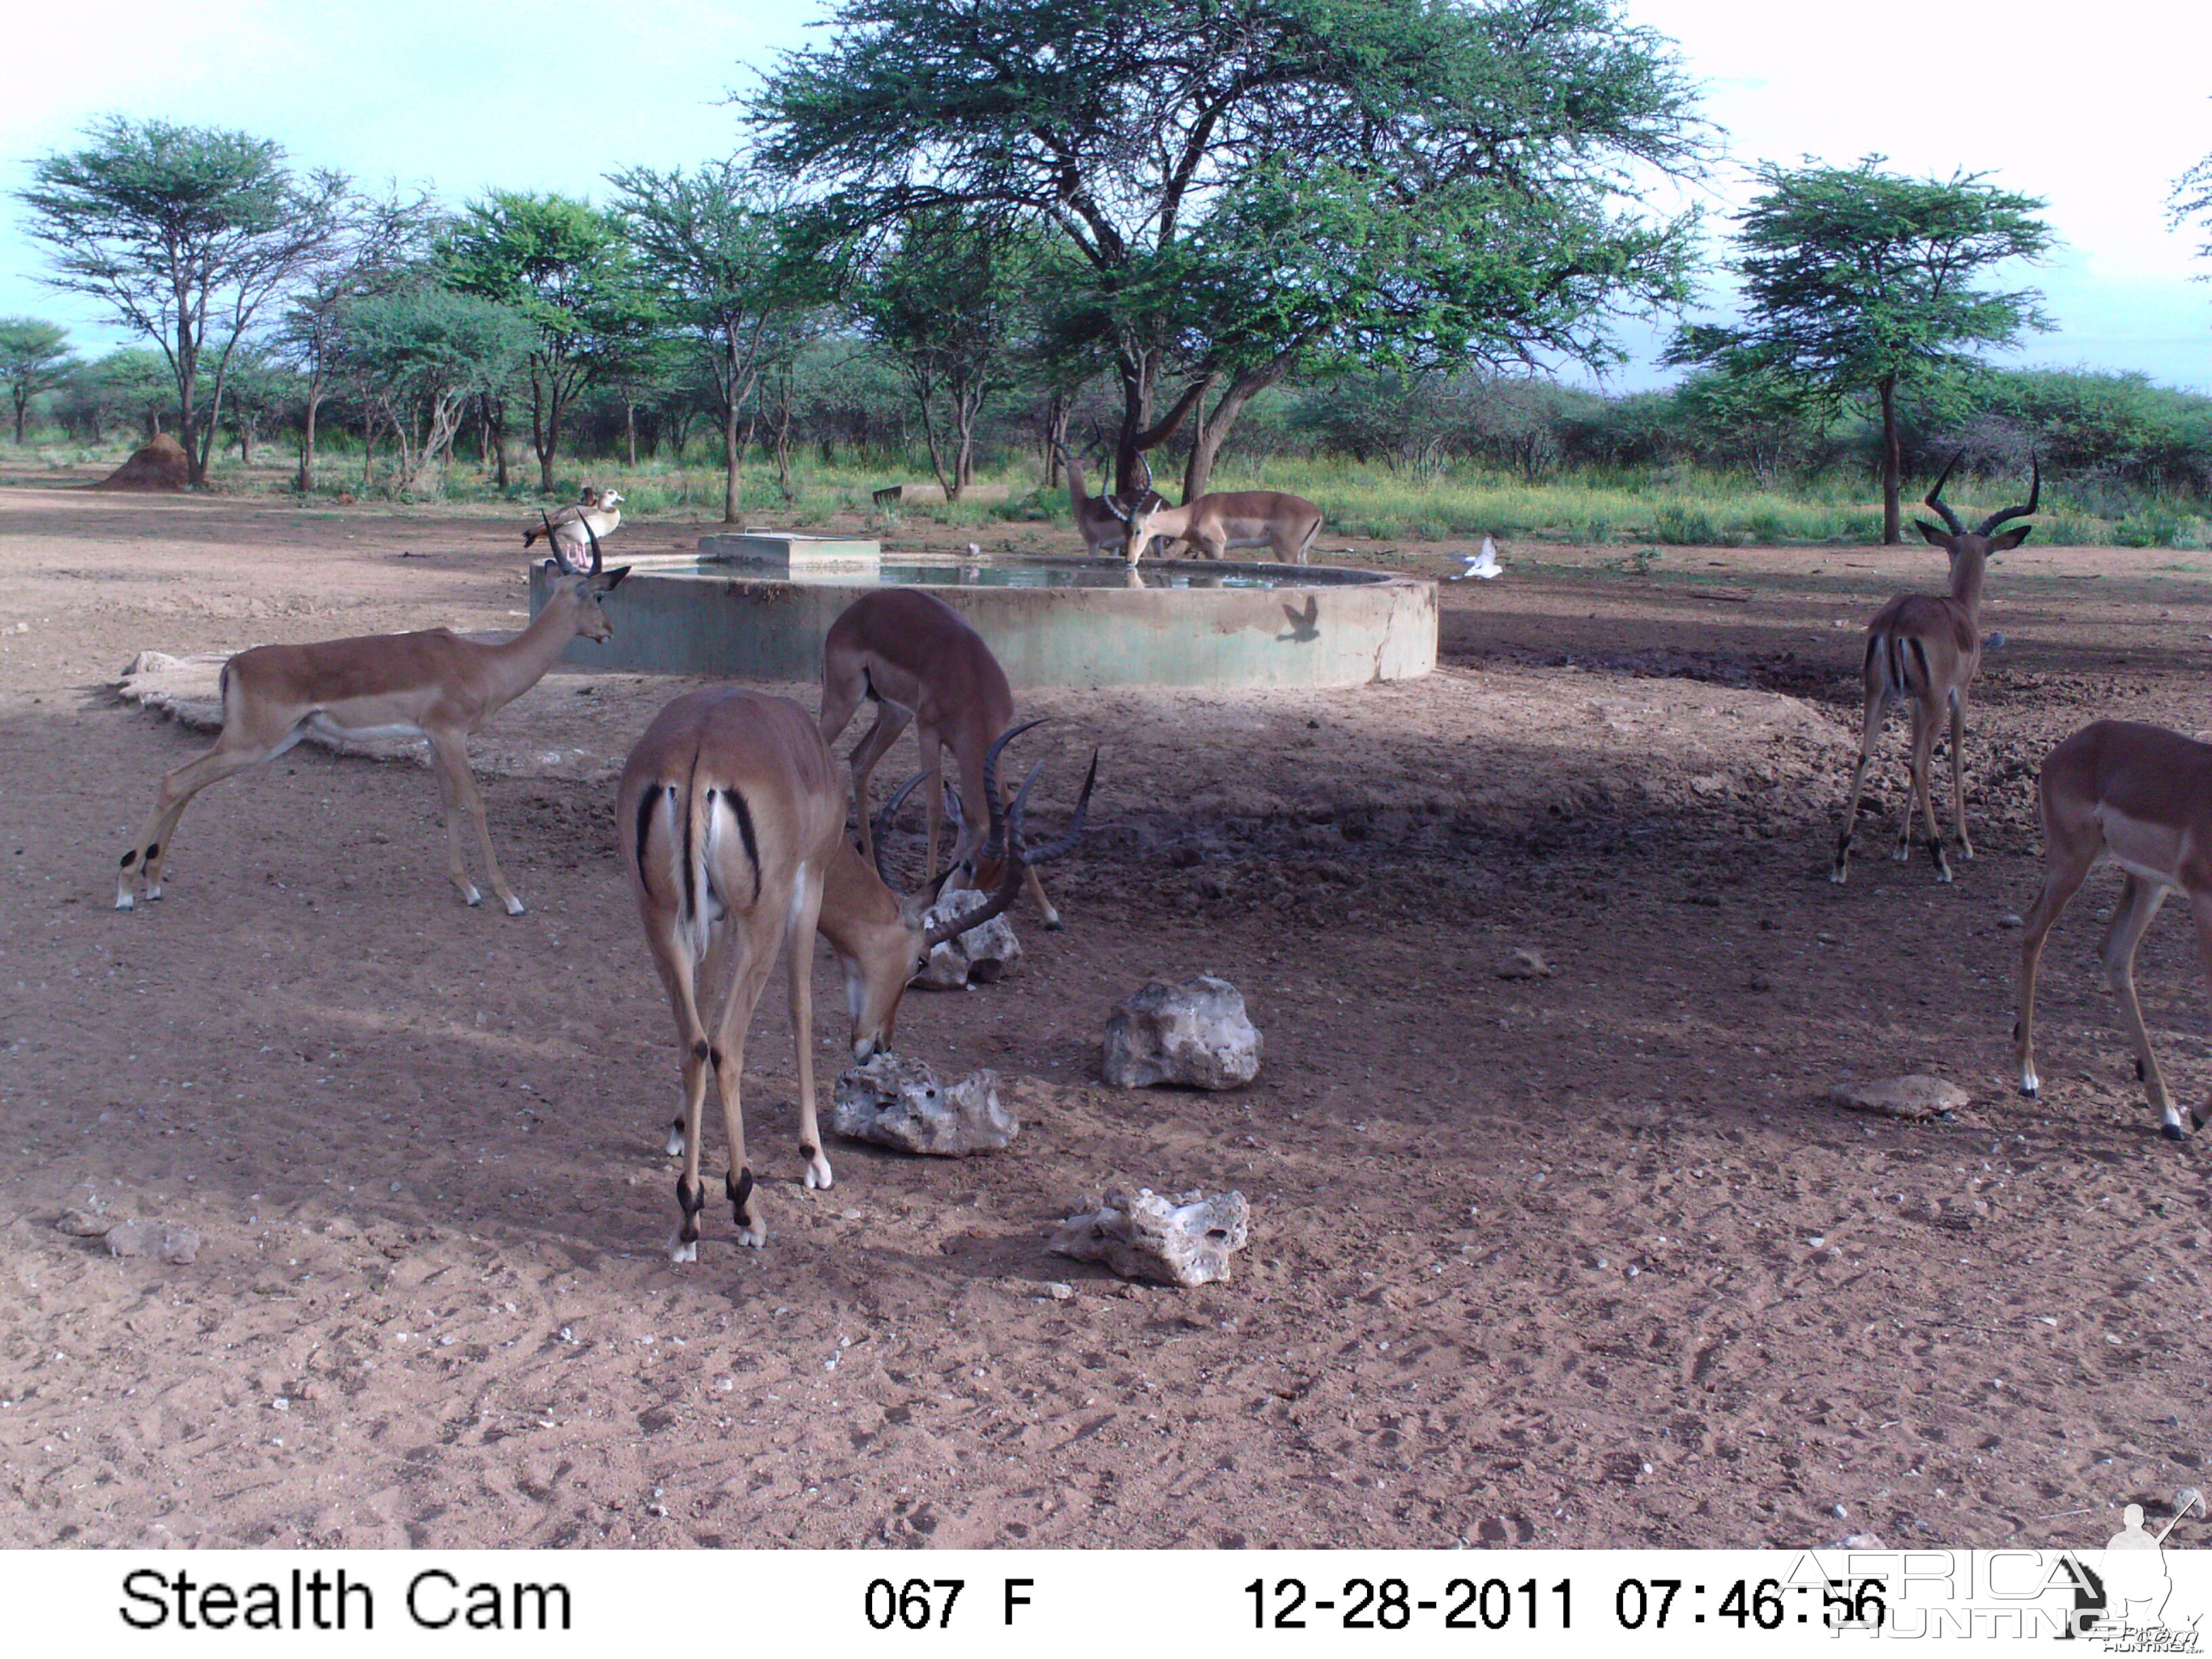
[24,345,2212,506]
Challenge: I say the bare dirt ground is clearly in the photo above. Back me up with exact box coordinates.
[1,485,2209,1551]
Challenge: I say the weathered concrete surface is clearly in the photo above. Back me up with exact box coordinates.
[697,533,881,576]
[532,556,1437,689]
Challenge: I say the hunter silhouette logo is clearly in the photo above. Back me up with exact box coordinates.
[2060,1488,2205,1645]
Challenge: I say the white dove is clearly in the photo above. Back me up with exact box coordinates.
[1453,536,1502,580]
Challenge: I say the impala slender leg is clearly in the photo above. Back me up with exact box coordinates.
[426,741,482,907]
[2100,875,2180,1137]
[916,723,945,882]
[1830,688,1887,885]
[784,867,833,1191]
[1908,705,1951,882]
[2015,842,2097,1100]
[845,701,911,858]
[117,737,274,909]
[1948,691,1974,861]
[2186,890,2212,1134]
[432,729,523,916]
[640,917,714,1263]
[709,918,783,1248]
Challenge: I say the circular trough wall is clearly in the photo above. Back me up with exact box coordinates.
[532,556,1436,689]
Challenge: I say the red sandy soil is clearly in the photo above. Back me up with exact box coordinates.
[0,486,2207,1549]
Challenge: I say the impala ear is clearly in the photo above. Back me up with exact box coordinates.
[1912,519,1951,548]
[1989,525,2032,551]
[592,565,632,591]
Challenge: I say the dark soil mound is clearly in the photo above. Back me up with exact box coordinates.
[91,434,190,491]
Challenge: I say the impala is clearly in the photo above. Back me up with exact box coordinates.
[619,699,1092,1259]
[116,527,630,915]
[1830,457,2037,884]
[1116,453,1322,567]
[1052,440,1134,559]
[817,587,1068,927]
[2014,719,2212,1141]
[523,488,624,575]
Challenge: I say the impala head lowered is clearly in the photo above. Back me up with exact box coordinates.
[846,718,1097,1060]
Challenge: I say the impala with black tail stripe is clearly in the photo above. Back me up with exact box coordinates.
[617,693,1094,1263]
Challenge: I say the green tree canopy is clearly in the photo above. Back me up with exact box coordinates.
[857,209,1040,499]
[17,117,348,484]
[754,0,1708,499]
[1667,156,2053,541]
[607,162,815,520]
[441,191,657,491]
[0,319,80,445]
[336,286,533,494]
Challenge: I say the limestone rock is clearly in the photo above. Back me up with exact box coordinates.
[912,889,1022,989]
[830,1053,1017,1155]
[55,1208,114,1237]
[1494,947,1553,980]
[104,1220,202,1264]
[1048,1187,1250,1288]
[1828,1074,1968,1122]
[1101,976,1261,1090]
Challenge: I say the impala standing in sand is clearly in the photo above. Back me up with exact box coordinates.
[116,528,629,916]
[2014,718,2212,1141]
[817,588,1070,927]
[619,700,1092,1260]
[1830,457,2038,884]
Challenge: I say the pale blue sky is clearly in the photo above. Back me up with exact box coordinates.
[5,0,2209,392]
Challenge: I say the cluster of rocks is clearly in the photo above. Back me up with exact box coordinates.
[911,887,1022,990]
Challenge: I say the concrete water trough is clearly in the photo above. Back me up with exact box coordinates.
[531,540,1436,690]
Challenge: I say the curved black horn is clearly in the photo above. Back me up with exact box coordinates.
[1976,456,2041,537]
[924,746,1097,949]
[1923,452,1966,535]
[581,511,605,575]
[871,771,929,888]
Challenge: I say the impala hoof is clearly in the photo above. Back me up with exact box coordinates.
[805,1156,833,1191]
[1828,866,1847,886]
[737,1225,766,1250]
[2161,1121,2186,1142]
[663,1120,686,1158]
[2194,1107,2208,1132]
[667,1234,697,1265]
[504,895,526,917]
[2019,1082,2039,1099]
[145,884,162,901]
[463,885,483,907]
[1933,865,1954,884]
[1044,918,1065,932]
[115,890,134,912]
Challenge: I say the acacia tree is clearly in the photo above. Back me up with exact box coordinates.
[442,192,653,492]
[18,118,347,485]
[1668,157,2053,541]
[607,163,811,520]
[858,210,1037,499]
[756,0,1706,499]
[0,319,79,445]
[336,287,532,495]
[279,186,438,492]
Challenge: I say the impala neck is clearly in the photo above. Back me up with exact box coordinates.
[479,588,587,716]
[1949,545,1988,615]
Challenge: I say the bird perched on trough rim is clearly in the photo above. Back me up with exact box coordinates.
[523,489,624,575]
